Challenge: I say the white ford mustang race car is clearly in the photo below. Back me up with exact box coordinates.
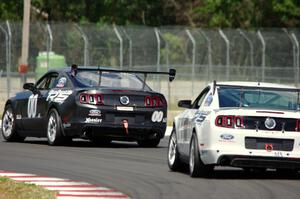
[168,81,300,177]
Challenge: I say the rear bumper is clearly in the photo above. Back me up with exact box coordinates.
[64,122,166,141]
[217,155,300,169]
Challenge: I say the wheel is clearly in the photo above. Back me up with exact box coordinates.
[1,105,25,142]
[90,138,112,146]
[167,128,182,171]
[137,138,160,147]
[47,108,67,146]
[189,133,213,177]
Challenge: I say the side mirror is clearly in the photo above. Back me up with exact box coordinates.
[23,83,35,91]
[178,100,192,108]
[169,69,176,82]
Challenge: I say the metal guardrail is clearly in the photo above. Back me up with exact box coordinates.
[1,22,300,106]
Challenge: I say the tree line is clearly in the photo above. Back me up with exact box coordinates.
[0,0,300,28]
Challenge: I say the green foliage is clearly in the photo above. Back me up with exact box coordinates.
[0,0,300,27]
[0,0,23,20]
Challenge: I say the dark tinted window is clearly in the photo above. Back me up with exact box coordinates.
[218,87,299,110]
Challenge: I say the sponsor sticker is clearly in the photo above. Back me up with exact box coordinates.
[47,89,73,104]
[89,109,102,117]
[204,93,213,106]
[85,117,102,123]
[56,77,67,88]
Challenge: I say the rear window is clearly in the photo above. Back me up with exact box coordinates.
[218,87,299,111]
[75,70,151,91]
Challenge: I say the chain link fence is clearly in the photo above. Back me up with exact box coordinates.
[1,21,300,118]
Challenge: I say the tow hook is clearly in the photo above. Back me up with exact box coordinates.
[122,119,129,134]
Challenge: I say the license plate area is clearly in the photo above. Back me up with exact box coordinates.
[245,137,294,151]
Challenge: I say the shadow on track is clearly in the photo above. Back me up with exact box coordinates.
[4,138,166,149]
[172,167,300,180]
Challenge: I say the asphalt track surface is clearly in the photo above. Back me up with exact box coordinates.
[1,136,300,199]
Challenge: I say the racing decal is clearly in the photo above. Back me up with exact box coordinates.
[151,111,164,122]
[27,94,38,118]
[204,93,213,106]
[46,89,72,104]
[56,77,67,88]
[194,111,207,124]
[85,117,102,123]
[88,109,102,117]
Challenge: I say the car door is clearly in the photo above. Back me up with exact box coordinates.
[21,72,59,134]
[180,87,210,156]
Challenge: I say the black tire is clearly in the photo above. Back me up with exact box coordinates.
[167,128,182,171]
[189,133,213,177]
[137,138,160,147]
[47,108,67,146]
[1,105,25,142]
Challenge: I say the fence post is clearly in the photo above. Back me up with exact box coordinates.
[257,30,265,82]
[198,29,212,82]
[75,23,89,66]
[186,29,196,96]
[290,31,299,86]
[122,27,132,69]
[46,23,53,71]
[154,28,161,92]
[113,25,123,69]
[6,21,11,98]
[0,23,9,98]
[238,29,254,67]
[157,29,171,108]
[219,29,230,80]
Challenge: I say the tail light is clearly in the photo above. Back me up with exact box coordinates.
[79,93,104,105]
[144,96,165,107]
[215,115,244,128]
[296,119,300,131]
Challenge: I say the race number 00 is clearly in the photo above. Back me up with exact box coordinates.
[27,94,38,118]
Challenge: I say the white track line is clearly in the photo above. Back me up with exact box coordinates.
[0,171,130,199]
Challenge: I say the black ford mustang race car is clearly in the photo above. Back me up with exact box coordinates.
[1,65,175,147]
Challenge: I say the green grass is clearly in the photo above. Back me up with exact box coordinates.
[0,177,56,199]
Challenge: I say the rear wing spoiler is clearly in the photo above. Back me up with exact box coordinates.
[212,80,300,95]
[72,65,176,82]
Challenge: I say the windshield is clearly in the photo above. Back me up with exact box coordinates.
[75,70,151,91]
[218,87,300,111]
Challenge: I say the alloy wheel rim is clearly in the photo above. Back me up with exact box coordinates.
[2,109,14,138]
[168,133,177,165]
[47,113,57,143]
